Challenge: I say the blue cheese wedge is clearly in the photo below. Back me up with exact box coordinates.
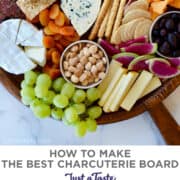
[61,0,102,36]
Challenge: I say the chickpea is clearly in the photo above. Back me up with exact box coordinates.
[99,72,106,80]
[83,47,91,57]
[88,56,96,64]
[96,61,104,71]
[69,66,76,73]
[71,75,79,84]
[85,62,92,71]
[63,61,69,70]
[80,56,88,65]
[70,45,79,53]
[69,57,79,66]
[89,45,98,54]
[64,71,71,78]
[80,73,88,82]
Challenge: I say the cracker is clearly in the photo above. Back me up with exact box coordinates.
[105,0,120,39]
[98,3,112,38]
[88,0,111,40]
[111,0,127,43]
[16,0,56,20]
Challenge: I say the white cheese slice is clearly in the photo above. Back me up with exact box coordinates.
[61,0,102,36]
[98,60,122,94]
[140,76,162,98]
[0,19,21,43]
[24,46,46,67]
[0,33,36,75]
[16,20,38,45]
[20,30,44,47]
[121,71,153,111]
[99,67,127,108]
[109,72,139,112]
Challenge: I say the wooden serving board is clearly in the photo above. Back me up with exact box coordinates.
[0,68,180,144]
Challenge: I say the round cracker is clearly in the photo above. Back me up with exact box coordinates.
[134,19,152,39]
[124,0,149,14]
[122,9,151,24]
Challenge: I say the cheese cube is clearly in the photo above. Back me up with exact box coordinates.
[109,72,139,112]
[99,67,127,107]
[121,71,153,111]
[140,76,161,98]
[98,60,122,94]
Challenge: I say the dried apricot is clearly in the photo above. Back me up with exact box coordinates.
[39,9,50,26]
[64,32,80,42]
[43,65,61,80]
[46,48,57,60]
[48,21,60,34]
[52,51,61,65]
[54,34,62,41]
[44,26,55,35]
[43,36,55,48]
[59,26,75,36]
[55,43,64,52]
[58,38,71,47]
[55,11,65,26]
[49,4,60,19]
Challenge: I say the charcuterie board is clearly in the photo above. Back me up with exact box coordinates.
[0,0,180,143]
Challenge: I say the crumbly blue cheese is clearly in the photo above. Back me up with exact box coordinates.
[61,0,101,36]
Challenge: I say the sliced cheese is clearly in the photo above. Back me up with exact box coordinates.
[61,0,102,36]
[0,33,36,75]
[140,76,161,98]
[25,47,46,67]
[21,30,43,47]
[99,67,127,108]
[16,20,38,45]
[98,60,122,94]
[0,19,21,43]
[121,70,153,111]
[109,72,139,112]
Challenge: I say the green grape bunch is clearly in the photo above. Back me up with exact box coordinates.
[20,70,103,137]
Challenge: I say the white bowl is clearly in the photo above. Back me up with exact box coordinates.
[60,40,109,89]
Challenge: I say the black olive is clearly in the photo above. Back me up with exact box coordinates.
[173,50,180,57]
[152,29,159,36]
[154,38,162,45]
[159,18,166,28]
[168,33,177,48]
[159,41,171,55]
[154,23,160,30]
[160,29,167,36]
[165,19,175,30]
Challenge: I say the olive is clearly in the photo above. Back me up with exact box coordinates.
[165,19,175,30]
[159,41,171,55]
[154,23,160,30]
[173,50,180,57]
[152,29,159,36]
[171,13,179,23]
[159,18,166,28]
[160,29,167,36]
[168,33,177,48]
[154,38,162,45]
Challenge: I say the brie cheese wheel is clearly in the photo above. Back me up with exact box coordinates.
[0,19,21,43]
[0,33,36,75]
[0,19,46,74]
[61,0,102,36]
[25,47,46,67]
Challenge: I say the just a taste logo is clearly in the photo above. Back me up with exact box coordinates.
[64,172,117,180]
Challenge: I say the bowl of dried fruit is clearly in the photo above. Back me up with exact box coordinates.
[60,40,109,89]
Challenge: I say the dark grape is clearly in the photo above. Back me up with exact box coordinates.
[159,18,166,28]
[160,29,167,36]
[159,42,171,55]
[152,29,159,36]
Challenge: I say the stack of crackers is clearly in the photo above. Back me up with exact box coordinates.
[88,0,127,42]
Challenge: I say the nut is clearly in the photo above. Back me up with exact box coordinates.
[80,56,88,65]
[96,61,104,71]
[88,57,96,64]
[89,45,98,54]
[70,45,79,53]
[79,73,88,82]
[91,65,98,76]
[63,61,69,70]
[83,47,91,57]
[102,57,107,64]
[69,66,76,73]
[69,57,79,66]
[71,75,79,83]
[92,53,101,59]
[98,72,106,80]
[98,50,104,58]
[85,62,92,71]
[64,71,71,78]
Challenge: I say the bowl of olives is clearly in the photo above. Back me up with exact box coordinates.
[150,11,180,58]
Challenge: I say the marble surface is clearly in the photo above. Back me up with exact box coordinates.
[0,83,179,145]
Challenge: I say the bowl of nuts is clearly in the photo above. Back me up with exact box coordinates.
[60,40,109,89]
